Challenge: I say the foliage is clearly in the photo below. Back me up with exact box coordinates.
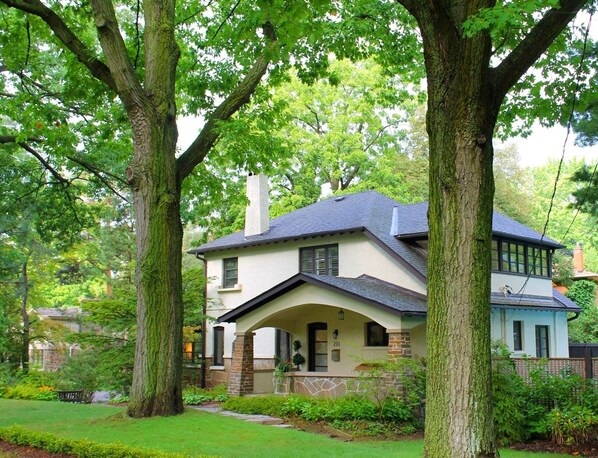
[548,406,598,446]
[291,340,306,368]
[492,343,527,445]
[181,385,228,405]
[566,280,597,310]
[551,250,574,287]
[55,351,100,403]
[567,280,598,343]
[570,163,598,218]
[2,384,57,401]
[0,426,192,458]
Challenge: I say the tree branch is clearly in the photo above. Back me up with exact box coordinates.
[19,142,69,185]
[90,0,148,112]
[0,0,117,92]
[176,23,277,181]
[65,155,130,202]
[492,0,589,102]
[0,135,42,144]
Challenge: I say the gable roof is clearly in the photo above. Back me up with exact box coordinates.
[189,190,563,278]
[394,201,562,248]
[190,191,428,279]
[218,273,428,323]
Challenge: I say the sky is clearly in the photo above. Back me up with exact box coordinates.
[504,124,598,168]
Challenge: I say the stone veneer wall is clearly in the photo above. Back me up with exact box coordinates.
[289,373,362,397]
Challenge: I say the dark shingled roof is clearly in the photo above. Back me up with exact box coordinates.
[219,275,580,323]
[218,273,428,323]
[490,289,581,312]
[394,201,562,248]
[190,191,562,280]
[190,191,428,279]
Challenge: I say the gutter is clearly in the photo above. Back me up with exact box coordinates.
[195,253,208,388]
[567,312,581,322]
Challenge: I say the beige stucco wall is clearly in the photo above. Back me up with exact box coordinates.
[232,284,425,373]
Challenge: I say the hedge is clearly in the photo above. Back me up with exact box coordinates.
[0,426,213,458]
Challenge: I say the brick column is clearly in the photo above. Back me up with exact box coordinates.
[228,332,255,396]
[387,329,412,360]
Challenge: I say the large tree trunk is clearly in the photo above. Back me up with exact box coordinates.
[126,115,183,417]
[407,2,500,456]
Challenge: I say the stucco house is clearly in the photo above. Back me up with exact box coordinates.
[189,174,581,396]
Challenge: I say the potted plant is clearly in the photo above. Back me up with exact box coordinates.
[292,340,306,370]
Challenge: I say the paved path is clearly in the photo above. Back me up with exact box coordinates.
[188,404,293,428]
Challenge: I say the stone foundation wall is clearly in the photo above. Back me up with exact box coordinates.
[289,374,362,397]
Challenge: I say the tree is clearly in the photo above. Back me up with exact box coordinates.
[379,1,590,456]
[0,0,331,417]
[567,280,598,343]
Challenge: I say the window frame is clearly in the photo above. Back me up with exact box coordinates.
[535,325,550,358]
[513,320,523,352]
[213,326,225,367]
[299,244,339,276]
[222,257,238,288]
[491,237,552,279]
[365,321,389,347]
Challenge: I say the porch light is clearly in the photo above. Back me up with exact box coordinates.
[338,309,344,321]
[333,329,339,340]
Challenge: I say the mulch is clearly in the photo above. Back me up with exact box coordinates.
[509,441,598,457]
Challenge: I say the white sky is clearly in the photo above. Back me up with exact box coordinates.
[504,124,598,168]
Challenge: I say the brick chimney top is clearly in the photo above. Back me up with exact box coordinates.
[574,242,584,273]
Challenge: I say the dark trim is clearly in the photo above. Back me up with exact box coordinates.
[362,229,427,281]
[394,231,428,240]
[308,322,327,372]
[491,231,563,249]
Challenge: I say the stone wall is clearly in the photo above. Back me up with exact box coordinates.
[289,373,362,397]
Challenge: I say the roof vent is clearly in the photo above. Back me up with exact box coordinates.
[390,206,399,236]
[334,196,345,202]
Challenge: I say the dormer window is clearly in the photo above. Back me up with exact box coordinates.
[300,244,339,276]
[491,238,551,278]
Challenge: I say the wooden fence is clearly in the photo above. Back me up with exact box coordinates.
[512,357,596,380]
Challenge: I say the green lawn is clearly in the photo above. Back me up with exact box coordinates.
[0,400,572,457]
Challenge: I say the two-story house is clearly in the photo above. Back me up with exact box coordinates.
[189,174,581,396]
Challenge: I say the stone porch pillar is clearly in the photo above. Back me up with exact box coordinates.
[387,329,412,360]
[228,332,255,396]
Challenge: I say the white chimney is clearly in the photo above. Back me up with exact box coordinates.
[390,206,399,236]
[244,173,269,237]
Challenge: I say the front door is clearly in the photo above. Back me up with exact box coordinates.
[308,322,328,372]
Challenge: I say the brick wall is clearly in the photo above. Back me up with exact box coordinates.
[228,332,255,396]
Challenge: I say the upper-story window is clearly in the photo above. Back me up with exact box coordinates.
[300,244,339,276]
[222,257,238,288]
[491,238,551,278]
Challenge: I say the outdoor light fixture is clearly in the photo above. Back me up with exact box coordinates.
[338,309,344,321]
[333,329,339,340]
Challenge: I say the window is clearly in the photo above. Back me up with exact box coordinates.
[300,244,339,276]
[213,326,224,366]
[366,322,389,347]
[513,321,523,351]
[535,325,549,358]
[222,258,238,288]
[491,238,551,278]
[275,329,291,364]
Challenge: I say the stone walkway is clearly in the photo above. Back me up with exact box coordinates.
[189,404,293,428]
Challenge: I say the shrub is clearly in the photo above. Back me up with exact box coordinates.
[492,343,527,445]
[3,384,58,401]
[182,384,228,405]
[0,426,198,457]
[221,395,287,416]
[548,406,598,446]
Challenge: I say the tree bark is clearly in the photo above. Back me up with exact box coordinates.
[396,0,588,456]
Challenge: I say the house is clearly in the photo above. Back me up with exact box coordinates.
[29,307,82,371]
[189,174,581,396]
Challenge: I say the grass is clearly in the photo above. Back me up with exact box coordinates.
[0,400,572,457]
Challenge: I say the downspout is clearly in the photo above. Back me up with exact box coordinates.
[196,253,208,388]
[567,312,580,322]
